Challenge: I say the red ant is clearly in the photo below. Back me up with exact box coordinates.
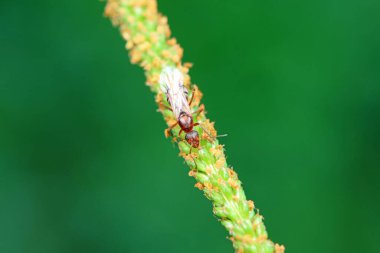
[160,67,203,148]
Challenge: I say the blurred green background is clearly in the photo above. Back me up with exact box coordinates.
[1,0,379,252]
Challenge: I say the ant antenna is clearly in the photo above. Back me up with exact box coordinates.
[198,124,228,142]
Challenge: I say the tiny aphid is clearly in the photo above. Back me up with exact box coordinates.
[160,66,200,148]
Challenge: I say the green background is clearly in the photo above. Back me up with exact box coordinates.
[1,0,379,252]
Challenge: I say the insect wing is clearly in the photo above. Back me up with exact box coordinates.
[160,67,191,118]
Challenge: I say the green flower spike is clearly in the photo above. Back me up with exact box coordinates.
[104,1,284,252]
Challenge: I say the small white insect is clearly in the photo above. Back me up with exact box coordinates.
[160,66,191,120]
[160,66,200,148]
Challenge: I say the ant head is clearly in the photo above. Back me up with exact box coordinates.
[178,112,193,132]
[185,130,199,148]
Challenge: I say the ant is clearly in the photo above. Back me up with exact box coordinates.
[160,67,203,148]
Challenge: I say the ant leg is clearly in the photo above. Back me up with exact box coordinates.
[179,129,183,136]
[188,147,198,169]
[176,138,198,169]
[188,88,196,106]
[159,103,172,112]
[192,106,204,118]
[165,122,178,137]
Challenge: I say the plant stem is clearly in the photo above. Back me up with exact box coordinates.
[104,1,284,252]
